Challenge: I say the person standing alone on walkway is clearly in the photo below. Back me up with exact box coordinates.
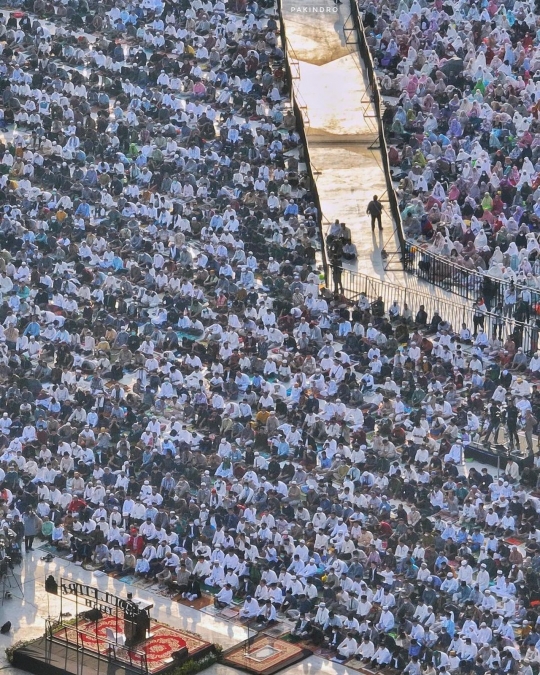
[472,297,487,337]
[23,508,42,551]
[367,195,383,231]
[524,409,538,455]
[332,260,344,295]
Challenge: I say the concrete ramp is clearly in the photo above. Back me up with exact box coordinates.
[282,0,400,281]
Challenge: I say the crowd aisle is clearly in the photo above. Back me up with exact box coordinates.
[0,1,539,675]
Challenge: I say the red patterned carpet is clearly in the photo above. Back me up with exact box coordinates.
[54,616,212,673]
[223,636,312,675]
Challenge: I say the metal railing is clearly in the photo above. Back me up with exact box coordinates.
[333,266,539,353]
[402,243,538,308]
[346,0,405,257]
[285,38,310,126]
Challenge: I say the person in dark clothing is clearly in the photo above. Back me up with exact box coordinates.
[505,402,520,449]
[22,509,42,551]
[332,261,344,294]
[367,195,383,231]
[415,305,428,327]
[482,402,501,445]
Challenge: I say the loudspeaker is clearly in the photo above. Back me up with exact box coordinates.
[172,648,188,661]
[84,609,103,621]
[45,575,58,595]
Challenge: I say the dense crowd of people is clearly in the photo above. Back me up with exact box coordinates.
[363,0,540,297]
[0,0,540,674]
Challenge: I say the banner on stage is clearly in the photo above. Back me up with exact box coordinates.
[59,578,139,616]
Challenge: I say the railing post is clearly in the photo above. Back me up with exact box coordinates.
[348,6,405,259]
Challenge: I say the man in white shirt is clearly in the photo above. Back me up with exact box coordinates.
[214,583,233,609]
[377,606,395,632]
[239,595,260,619]
[371,645,391,667]
[357,635,375,662]
[257,599,277,624]
[336,633,358,660]
[105,544,125,573]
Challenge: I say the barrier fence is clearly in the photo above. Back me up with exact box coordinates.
[402,243,540,308]
[332,266,539,353]
[347,0,405,255]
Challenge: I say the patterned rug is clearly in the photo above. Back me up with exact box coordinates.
[262,621,296,639]
[505,536,526,545]
[54,616,212,673]
[223,636,311,675]
[345,660,378,674]
[172,594,214,611]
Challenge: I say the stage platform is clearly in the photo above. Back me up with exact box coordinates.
[12,617,213,675]
[222,636,311,675]
[12,636,141,675]
[465,442,534,470]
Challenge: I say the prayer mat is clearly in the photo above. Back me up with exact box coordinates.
[262,621,295,638]
[505,536,526,545]
[118,575,136,585]
[173,594,213,611]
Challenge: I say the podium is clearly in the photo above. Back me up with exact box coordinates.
[124,600,152,645]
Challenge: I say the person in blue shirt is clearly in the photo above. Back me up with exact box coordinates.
[75,200,91,218]
[145,506,158,522]
[23,318,40,337]
[456,526,469,545]
[284,200,299,221]
[319,451,332,469]
[319,496,332,512]
[427,575,442,591]
[251,374,264,392]
[111,255,126,272]
[83,166,97,185]
[277,438,290,457]
[434,552,448,572]
[133,152,146,168]
[379,497,392,518]
[405,558,419,580]
[454,581,473,605]
[408,641,422,659]
[443,612,455,637]
[471,529,484,553]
